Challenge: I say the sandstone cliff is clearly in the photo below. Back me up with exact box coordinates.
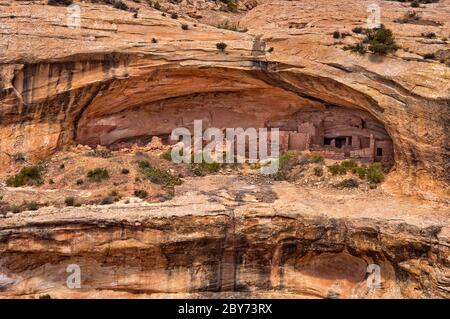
[0,0,449,199]
[1,175,449,298]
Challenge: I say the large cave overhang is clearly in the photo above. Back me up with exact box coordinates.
[70,62,391,146]
[1,53,448,199]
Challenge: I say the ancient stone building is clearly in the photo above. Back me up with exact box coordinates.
[267,107,394,164]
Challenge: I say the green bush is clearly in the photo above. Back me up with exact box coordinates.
[139,162,182,186]
[138,160,151,169]
[134,189,148,199]
[160,150,172,161]
[367,163,384,183]
[314,166,324,177]
[344,42,367,54]
[191,161,222,176]
[333,31,341,39]
[113,0,129,11]
[352,165,367,179]
[100,196,114,205]
[352,27,364,34]
[216,20,239,31]
[6,166,43,187]
[65,196,75,206]
[221,0,238,12]
[87,148,112,158]
[26,201,39,211]
[86,168,109,182]
[216,42,227,52]
[279,151,302,168]
[366,27,399,54]
[311,155,325,164]
[10,205,21,214]
[328,163,347,175]
[341,160,357,170]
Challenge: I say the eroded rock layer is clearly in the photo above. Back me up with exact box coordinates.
[0,175,449,298]
[0,1,449,199]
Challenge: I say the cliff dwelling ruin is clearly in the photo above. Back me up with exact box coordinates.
[76,101,394,165]
[267,107,394,164]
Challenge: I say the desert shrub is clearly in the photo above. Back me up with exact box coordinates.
[411,1,420,7]
[352,165,367,179]
[47,0,73,6]
[216,42,227,52]
[217,20,237,31]
[367,163,384,183]
[181,24,189,30]
[334,178,359,189]
[275,151,300,170]
[268,47,274,53]
[121,168,130,174]
[109,190,121,201]
[191,161,222,176]
[328,163,347,175]
[352,27,364,34]
[423,53,436,59]
[333,31,341,39]
[86,168,109,182]
[49,179,55,185]
[65,196,75,206]
[153,1,161,10]
[60,163,65,169]
[152,38,158,43]
[100,196,114,205]
[314,166,324,177]
[6,166,43,187]
[216,20,241,32]
[134,189,148,199]
[170,12,178,19]
[139,162,182,186]
[39,294,52,299]
[366,27,399,54]
[340,160,357,170]
[87,148,112,158]
[220,0,238,12]
[26,201,39,211]
[76,179,84,185]
[113,0,129,10]
[268,151,311,181]
[160,150,172,161]
[422,32,436,38]
[343,42,367,54]
[10,205,21,214]
[395,10,421,24]
[138,160,151,169]
[310,154,325,164]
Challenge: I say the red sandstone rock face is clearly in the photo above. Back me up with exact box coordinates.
[0,1,449,199]
[0,175,449,299]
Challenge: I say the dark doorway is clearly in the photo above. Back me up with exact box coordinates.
[376,148,383,156]
[334,137,347,148]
